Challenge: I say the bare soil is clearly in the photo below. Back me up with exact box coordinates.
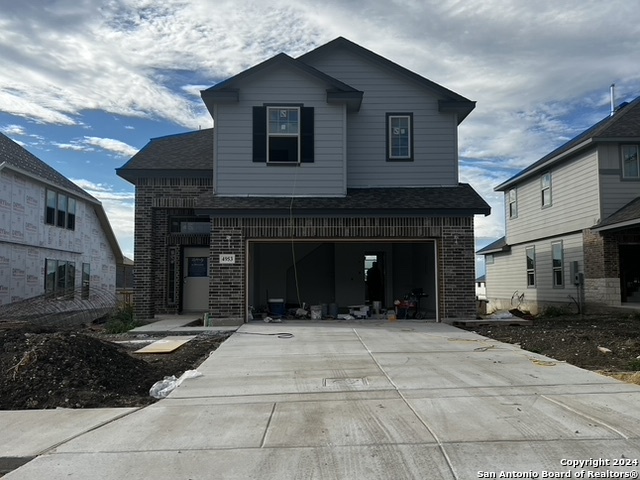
[1,313,639,410]
[465,313,640,377]
[0,322,230,410]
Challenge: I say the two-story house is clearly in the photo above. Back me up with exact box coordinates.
[0,133,123,320]
[479,97,640,314]
[117,37,490,323]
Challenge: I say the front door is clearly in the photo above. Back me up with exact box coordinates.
[183,247,209,312]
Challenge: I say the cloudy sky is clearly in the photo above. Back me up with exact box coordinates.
[2,0,640,269]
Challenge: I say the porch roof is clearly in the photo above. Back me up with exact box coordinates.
[195,184,490,217]
[592,196,640,232]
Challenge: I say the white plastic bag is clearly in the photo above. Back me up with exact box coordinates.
[149,370,203,399]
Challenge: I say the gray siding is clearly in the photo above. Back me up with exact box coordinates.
[303,49,459,188]
[506,149,600,245]
[214,65,346,196]
[486,233,584,314]
[598,144,640,219]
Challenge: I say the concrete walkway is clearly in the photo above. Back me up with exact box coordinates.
[4,320,640,479]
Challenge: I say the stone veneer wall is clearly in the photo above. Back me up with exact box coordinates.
[208,216,476,322]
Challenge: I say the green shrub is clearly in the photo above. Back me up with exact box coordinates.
[539,305,571,318]
[105,305,139,333]
[628,359,640,371]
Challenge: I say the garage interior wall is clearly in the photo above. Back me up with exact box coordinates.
[249,240,437,318]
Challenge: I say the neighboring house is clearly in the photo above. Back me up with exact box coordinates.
[475,275,486,301]
[478,97,640,314]
[0,133,123,318]
[117,37,490,322]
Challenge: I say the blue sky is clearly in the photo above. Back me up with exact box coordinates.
[1,0,640,272]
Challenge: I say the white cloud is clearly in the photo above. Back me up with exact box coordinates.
[81,136,138,157]
[0,124,26,135]
[71,178,135,259]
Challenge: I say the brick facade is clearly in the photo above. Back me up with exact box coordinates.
[133,177,212,320]
[207,215,476,321]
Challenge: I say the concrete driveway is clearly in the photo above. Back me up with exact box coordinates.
[5,320,640,479]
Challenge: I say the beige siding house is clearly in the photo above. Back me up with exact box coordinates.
[479,97,640,313]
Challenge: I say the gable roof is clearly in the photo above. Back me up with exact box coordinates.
[200,52,364,114]
[298,37,476,123]
[496,96,640,191]
[592,196,640,231]
[195,184,490,217]
[116,129,213,182]
[0,133,96,202]
[0,133,123,263]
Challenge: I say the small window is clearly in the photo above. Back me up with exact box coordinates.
[508,189,517,218]
[45,189,76,231]
[386,113,413,161]
[541,172,552,207]
[267,107,299,163]
[622,145,640,179]
[526,246,536,287]
[485,254,494,265]
[45,259,75,299]
[552,241,563,287]
[169,217,210,234]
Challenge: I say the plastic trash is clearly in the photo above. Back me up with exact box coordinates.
[149,369,203,399]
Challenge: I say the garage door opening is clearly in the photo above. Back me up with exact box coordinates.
[248,240,438,320]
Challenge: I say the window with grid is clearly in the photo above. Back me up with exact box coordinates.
[45,259,76,299]
[386,113,413,161]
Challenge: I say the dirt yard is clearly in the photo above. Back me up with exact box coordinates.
[1,312,639,410]
[0,322,230,410]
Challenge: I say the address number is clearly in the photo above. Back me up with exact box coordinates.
[219,254,235,264]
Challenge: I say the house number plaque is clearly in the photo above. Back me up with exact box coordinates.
[219,254,236,264]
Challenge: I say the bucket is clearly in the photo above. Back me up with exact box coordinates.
[268,298,285,317]
[310,305,322,320]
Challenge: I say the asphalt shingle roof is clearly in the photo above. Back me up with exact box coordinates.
[117,129,213,172]
[476,236,509,254]
[594,196,640,230]
[0,133,96,201]
[195,184,490,216]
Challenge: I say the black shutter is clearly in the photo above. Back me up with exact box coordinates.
[253,106,266,162]
[300,107,314,163]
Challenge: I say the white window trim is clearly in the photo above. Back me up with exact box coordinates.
[267,106,300,164]
[387,114,412,160]
[526,246,536,288]
[541,172,552,208]
[508,189,517,219]
[552,241,564,288]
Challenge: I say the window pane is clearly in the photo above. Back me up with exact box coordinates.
[268,108,298,134]
[67,198,76,230]
[46,190,56,225]
[552,243,562,267]
[67,262,75,295]
[389,115,411,158]
[623,145,639,178]
[82,263,90,299]
[554,270,563,286]
[45,259,57,296]
[57,194,67,228]
[542,188,551,206]
[541,173,550,188]
[269,136,298,162]
[56,262,66,295]
[526,249,535,270]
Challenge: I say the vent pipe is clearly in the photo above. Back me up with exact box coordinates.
[610,84,615,116]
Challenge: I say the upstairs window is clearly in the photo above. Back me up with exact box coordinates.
[45,189,76,231]
[541,172,552,207]
[386,113,413,161]
[169,217,210,234]
[253,106,314,164]
[526,246,536,287]
[622,145,640,179]
[508,189,517,218]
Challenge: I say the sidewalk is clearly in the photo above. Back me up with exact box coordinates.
[4,320,640,479]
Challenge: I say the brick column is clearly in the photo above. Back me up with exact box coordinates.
[209,220,245,319]
[440,218,476,320]
[133,187,155,320]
